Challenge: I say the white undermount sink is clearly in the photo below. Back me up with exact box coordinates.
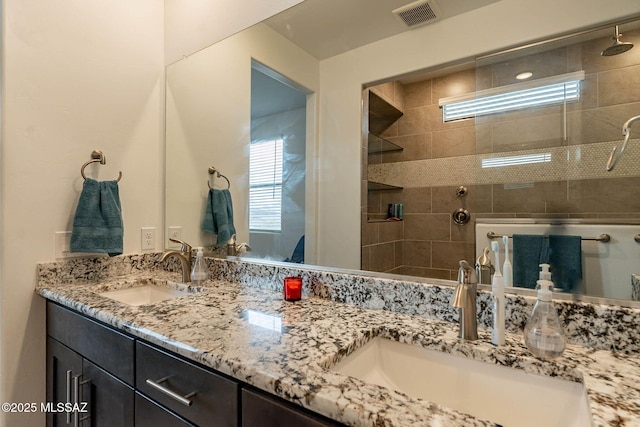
[331,337,592,427]
[99,285,193,306]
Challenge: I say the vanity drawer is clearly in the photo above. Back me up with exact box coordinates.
[241,388,343,427]
[46,301,134,386]
[136,341,239,427]
[135,393,195,427]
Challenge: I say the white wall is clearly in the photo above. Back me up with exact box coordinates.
[317,0,640,269]
[164,0,305,65]
[1,1,164,425]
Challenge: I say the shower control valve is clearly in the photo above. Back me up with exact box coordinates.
[453,208,471,225]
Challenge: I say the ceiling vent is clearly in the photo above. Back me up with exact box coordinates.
[393,0,441,28]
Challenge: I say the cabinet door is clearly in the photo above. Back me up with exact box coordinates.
[135,393,195,427]
[242,389,343,427]
[81,359,134,427]
[47,338,82,427]
[47,301,135,386]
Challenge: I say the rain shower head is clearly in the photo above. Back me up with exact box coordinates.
[601,25,634,56]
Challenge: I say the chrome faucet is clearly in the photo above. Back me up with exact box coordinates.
[159,238,192,283]
[451,260,478,340]
[226,234,252,257]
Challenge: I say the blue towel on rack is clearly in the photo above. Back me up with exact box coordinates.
[549,235,582,292]
[202,188,236,247]
[513,234,582,292]
[512,234,549,288]
[70,178,123,256]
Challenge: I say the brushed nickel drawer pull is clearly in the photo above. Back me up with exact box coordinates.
[66,370,73,425]
[146,376,196,406]
[72,375,81,427]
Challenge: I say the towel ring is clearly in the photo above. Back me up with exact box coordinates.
[81,150,122,182]
[207,167,230,190]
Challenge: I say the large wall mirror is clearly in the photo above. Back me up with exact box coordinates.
[166,0,640,306]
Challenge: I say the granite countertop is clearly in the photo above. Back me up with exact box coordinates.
[36,273,640,427]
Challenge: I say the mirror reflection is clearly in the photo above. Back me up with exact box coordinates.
[363,22,640,302]
[249,61,308,262]
[165,0,640,304]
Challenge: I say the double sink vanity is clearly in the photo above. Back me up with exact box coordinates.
[36,254,640,426]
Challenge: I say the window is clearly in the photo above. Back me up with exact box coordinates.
[481,153,552,168]
[439,71,584,122]
[249,139,283,232]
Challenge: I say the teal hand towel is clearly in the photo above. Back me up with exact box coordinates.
[70,178,123,256]
[202,188,236,247]
[549,235,582,292]
[512,234,550,288]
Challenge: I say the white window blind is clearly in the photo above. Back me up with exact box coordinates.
[439,71,584,122]
[249,139,283,232]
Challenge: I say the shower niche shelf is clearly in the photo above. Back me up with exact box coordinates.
[367,181,403,191]
[368,91,403,135]
[366,89,405,192]
[365,89,404,228]
[368,133,403,154]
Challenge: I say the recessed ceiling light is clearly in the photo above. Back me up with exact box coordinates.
[516,71,533,80]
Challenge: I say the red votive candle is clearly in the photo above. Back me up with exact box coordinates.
[284,276,302,301]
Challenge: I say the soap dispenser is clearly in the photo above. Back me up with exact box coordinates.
[539,263,552,282]
[191,247,207,285]
[524,279,566,360]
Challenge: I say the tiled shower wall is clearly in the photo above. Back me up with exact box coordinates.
[362,28,640,280]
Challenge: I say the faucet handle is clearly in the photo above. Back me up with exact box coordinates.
[169,238,192,254]
[458,260,478,285]
[236,242,252,254]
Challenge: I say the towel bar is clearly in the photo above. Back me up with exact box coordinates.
[80,150,122,182]
[486,231,610,242]
[207,166,230,189]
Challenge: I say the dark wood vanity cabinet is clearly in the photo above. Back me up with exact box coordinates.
[46,337,83,427]
[46,318,135,426]
[46,301,343,427]
[242,389,343,427]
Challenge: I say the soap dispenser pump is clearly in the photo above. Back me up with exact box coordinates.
[524,279,566,360]
[191,247,207,285]
[539,263,552,282]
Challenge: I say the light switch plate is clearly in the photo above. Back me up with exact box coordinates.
[55,231,103,259]
[55,231,72,259]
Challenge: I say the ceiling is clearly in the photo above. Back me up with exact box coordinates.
[251,67,307,120]
[252,1,639,118]
[252,0,503,117]
[265,0,502,60]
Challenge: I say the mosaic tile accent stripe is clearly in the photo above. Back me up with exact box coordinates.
[368,139,640,188]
